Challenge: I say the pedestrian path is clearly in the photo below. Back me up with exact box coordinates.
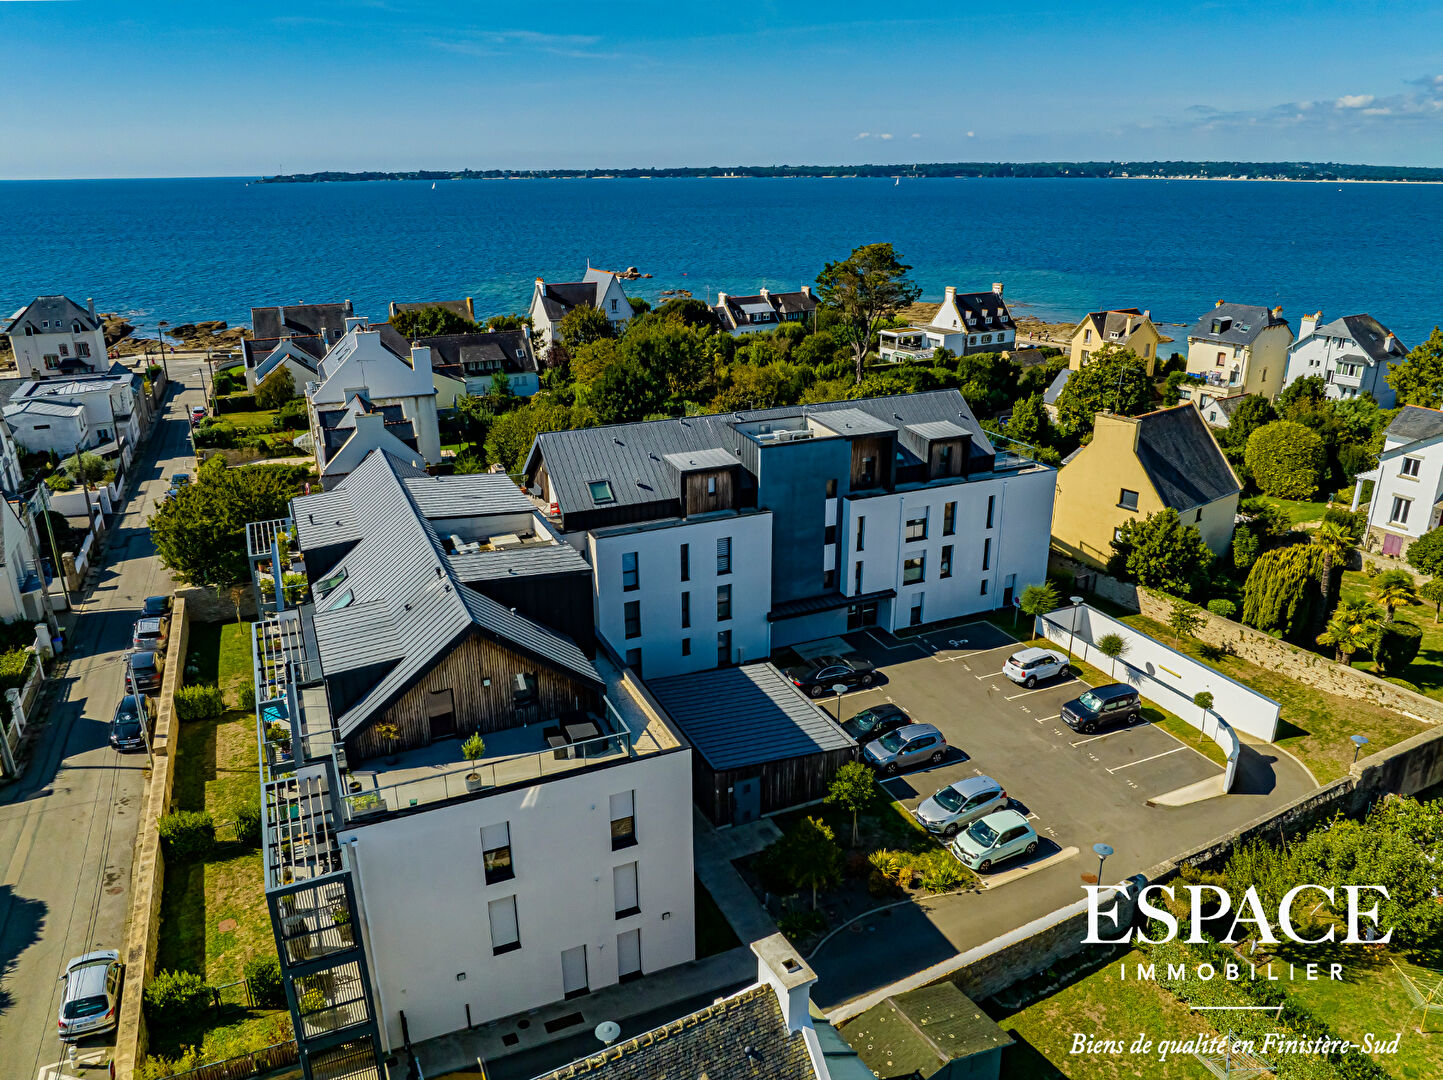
[691,806,780,943]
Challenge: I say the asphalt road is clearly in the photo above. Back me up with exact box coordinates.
[0,359,206,1080]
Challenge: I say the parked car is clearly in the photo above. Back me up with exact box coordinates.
[126,651,162,694]
[949,809,1039,872]
[840,702,909,742]
[786,655,876,697]
[1002,647,1068,688]
[109,695,153,751]
[141,595,171,619]
[171,472,192,487]
[132,617,166,653]
[57,949,122,1041]
[189,406,206,423]
[862,723,946,774]
[914,775,1007,837]
[1061,683,1142,734]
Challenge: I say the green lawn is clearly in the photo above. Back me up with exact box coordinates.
[151,621,285,1064]
[995,949,1216,1079]
[212,408,280,432]
[1253,495,1332,526]
[1340,568,1443,701]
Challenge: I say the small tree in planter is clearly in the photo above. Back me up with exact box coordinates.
[375,721,401,764]
[1193,691,1214,743]
[462,733,486,792]
[825,761,878,846]
[1095,633,1128,679]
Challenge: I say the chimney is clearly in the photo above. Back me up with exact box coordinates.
[759,288,770,300]
[345,316,367,333]
[1300,311,1321,339]
[752,934,817,1035]
[717,292,729,307]
[410,344,433,379]
[465,297,474,321]
[944,285,957,301]
[1142,309,1150,320]
[1215,299,1225,308]
[1385,333,1398,354]
[992,282,1004,296]
[800,285,811,298]
[1271,305,1283,318]
[86,298,96,323]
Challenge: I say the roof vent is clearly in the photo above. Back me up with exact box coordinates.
[744,1047,762,1063]
[613,437,624,446]
[782,957,802,973]
[893,413,903,421]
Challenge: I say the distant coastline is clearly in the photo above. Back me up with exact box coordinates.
[254,160,1443,184]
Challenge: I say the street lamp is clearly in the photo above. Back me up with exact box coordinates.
[1092,842,1114,887]
[831,683,849,724]
[1066,595,1085,668]
[1351,734,1370,764]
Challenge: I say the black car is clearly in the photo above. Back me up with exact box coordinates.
[1061,683,1142,734]
[141,596,171,619]
[109,695,152,751]
[841,702,909,741]
[126,651,162,695]
[786,654,876,698]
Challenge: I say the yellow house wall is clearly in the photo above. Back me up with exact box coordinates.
[1186,324,1293,401]
[1069,320,1162,375]
[1051,416,1164,567]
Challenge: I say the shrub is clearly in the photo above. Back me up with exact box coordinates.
[256,368,297,410]
[157,810,215,860]
[45,472,76,492]
[1407,526,1443,577]
[1206,598,1236,619]
[1244,421,1326,499]
[143,969,213,1026]
[235,797,261,847]
[1376,620,1423,675]
[174,683,225,721]
[277,397,309,430]
[777,910,827,941]
[237,681,256,711]
[0,648,33,693]
[914,848,968,892]
[243,954,285,1008]
[1322,505,1366,538]
[213,391,258,414]
[192,420,236,448]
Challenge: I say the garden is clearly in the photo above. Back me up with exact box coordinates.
[199,365,309,460]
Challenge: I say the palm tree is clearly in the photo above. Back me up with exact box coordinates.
[1316,598,1385,664]
[1311,521,1354,605]
[1372,569,1419,622]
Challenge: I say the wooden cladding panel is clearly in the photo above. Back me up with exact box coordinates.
[682,468,736,516]
[347,630,601,760]
[927,436,970,480]
[849,436,893,489]
[698,745,857,824]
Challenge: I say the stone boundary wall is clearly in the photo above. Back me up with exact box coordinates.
[177,585,259,624]
[115,596,189,1079]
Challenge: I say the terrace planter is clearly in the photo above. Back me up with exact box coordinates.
[465,772,484,793]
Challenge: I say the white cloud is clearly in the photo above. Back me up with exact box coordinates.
[966,130,975,137]
[855,132,871,140]
[1335,94,1375,109]
[878,132,894,140]
[910,132,921,139]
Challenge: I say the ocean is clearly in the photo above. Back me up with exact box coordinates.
[0,175,1439,345]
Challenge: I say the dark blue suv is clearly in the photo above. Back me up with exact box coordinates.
[1061,683,1141,734]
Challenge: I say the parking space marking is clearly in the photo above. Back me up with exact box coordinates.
[1005,682,1070,700]
[974,669,1007,680]
[1106,746,1187,773]
[1069,724,1153,747]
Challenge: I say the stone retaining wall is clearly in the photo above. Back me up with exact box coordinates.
[177,584,258,624]
[114,596,189,1079]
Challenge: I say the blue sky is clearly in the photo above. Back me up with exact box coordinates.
[3,0,1443,178]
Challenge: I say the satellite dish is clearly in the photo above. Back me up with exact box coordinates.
[595,1020,621,1045]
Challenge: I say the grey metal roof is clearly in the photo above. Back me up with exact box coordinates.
[293,490,361,550]
[1387,405,1443,444]
[5,296,101,335]
[401,472,533,517]
[4,399,85,418]
[529,390,992,516]
[296,450,599,738]
[1188,303,1289,347]
[1042,367,1071,405]
[447,544,590,583]
[646,663,855,771]
[905,420,970,442]
[0,378,28,407]
[812,408,896,437]
[663,448,743,472]
[1132,405,1240,511]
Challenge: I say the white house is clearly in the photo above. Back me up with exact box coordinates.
[4,296,107,378]
[1356,405,1443,557]
[713,287,818,334]
[0,496,55,627]
[0,417,25,494]
[3,401,90,457]
[526,390,1056,679]
[376,324,541,401]
[310,395,427,489]
[878,284,1015,363]
[242,301,355,390]
[528,269,632,346]
[307,318,442,465]
[3,373,140,463]
[1283,311,1409,407]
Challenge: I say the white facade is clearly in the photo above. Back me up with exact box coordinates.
[878,285,1015,363]
[7,375,140,457]
[5,297,107,379]
[339,747,695,1047]
[529,271,632,347]
[4,401,90,456]
[0,419,23,494]
[0,497,53,625]
[1359,426,1443,554]
[309,322,442,464]
[1284,312,1407,408]
[588,510,773,679]
[839,468,1055,632]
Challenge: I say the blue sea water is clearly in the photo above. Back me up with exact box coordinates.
[0,176,1439,345]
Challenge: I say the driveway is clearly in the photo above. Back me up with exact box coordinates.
[807,620,1316,1010]
[0,361,207,1080]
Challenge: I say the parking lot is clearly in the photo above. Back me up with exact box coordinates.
[800,618,1319,1009]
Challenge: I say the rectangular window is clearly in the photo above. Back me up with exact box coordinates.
[985,495,995,530]
[488,896,520,954]
[982,538,991,571]
[826,479,838,498]
[910,593,924,627]
[482,822,514,885]
[905,514,928,542]
[1402,457,1422,478]
[680,543,689,582]
[716,537,732,575]
[624,601,641,639]
[1391,497,1413,525]
[589,479,614,504]
[940,545,953,578]
[625,647,641,674]
[1083,329,1092,344]
[77,342,90,358]
[904,555,925,585]
[938,445,952,472]
[680,591,691,629]
[980,579,990,596]
[856,517,866,552]
[610,791,637,850]
[621,552,639,591]
[613,862,640,919]
[1119,489,1139,511]
[823,568,836,589]
[943,502,956,536]
[716,584,732,621]
[854,561,863,593]
[824,523,836,545]
[707,475,717,495]
[681,636,691,656]
[717,629,732,666]
[860,456,877,486]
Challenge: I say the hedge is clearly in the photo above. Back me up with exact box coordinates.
[213,391,258,414]
[243,954,285,1008]
[143,969,214,1027]
[174,683,226,721]
[157,810,215,860]
[1376,620,1423,675]
[0,648,34,693]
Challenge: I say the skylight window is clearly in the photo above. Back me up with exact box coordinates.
[315,566,348,598]
[325,588,355,611]
[589,479,615,504]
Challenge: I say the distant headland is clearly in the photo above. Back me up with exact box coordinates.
[254,160,1443,184]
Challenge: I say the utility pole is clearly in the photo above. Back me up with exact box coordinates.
[127,652,155,767]
[34,485,70,611]
[157,320,171,383]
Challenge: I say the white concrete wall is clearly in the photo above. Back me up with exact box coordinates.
[341,747,695,1047]
[589,511,773,678]
[7,327,106,378]
[5,409,89,456]
[1367,435,1443,541]
[1035,604,1280,741]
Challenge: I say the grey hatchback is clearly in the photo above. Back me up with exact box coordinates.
[58,949,122,1041]
[862,723,947,774]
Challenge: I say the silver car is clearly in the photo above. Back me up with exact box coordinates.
[58,950,122,1041]
[949,809,1039,872]
[862,723,947,774]
[914,775,1007,837]
[1001,647,1068,688]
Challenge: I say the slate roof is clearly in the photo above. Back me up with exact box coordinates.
[844,982,1012,1076]
[1078,308,1173,345]
[533,983,820,1080]
[1385,405,1443,444]
[0,378,29,407]
[1042,367,1071,405]
[949,289,1015,330]
[1201,393,1249,421]
[250,338,324,379]
[251,302,354,341]
[1314,314,1407,364]
[316,396,414,458]
[386,328,537,377]
[1188,303,1289,347]
[529,390,995,516]
[714,289,818,330]
[1131,405,1240,511]
[646,663,855,771]
[4,399,85,418]
[537,281,599,321]
[5,296,100,335]
[293,451,600,739]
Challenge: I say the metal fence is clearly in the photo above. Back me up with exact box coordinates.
[166,1040,299,1080]
[213,977,255,1010]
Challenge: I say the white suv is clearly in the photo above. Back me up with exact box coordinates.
[1001,647,1067,688]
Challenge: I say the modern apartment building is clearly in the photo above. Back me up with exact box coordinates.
[248,451,694,1075]
[525,390,1056,679]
